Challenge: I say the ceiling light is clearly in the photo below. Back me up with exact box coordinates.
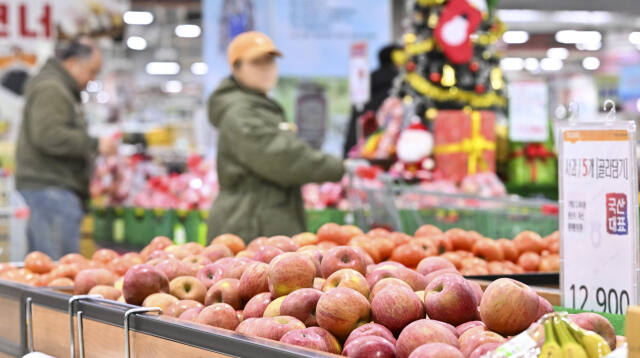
[502,31,529,44]
[555,30,601,44]
[500,57,524,71]
[86,80,102,93]
[524,58,539,71]
[162,80,183,94]
[630,32,640,45]
[191,62,208,75]
[126,36,147,51]
[123,11,154,25]
[540,58,563,71]
[576,41,602,51]
[175,24,201,38]
[546,48,569,60]
[582,57,600,70]
[146,62,180,75]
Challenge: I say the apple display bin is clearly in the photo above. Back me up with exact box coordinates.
[123,207,155,248]
[0,279,338,358]
[345,172,558,238]
[306,209,347,233]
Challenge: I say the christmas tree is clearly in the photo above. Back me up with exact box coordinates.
[393,0,507,116]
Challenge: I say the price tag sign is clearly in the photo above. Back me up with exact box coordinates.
[508,81,549,142]
[558,121,639,315]
[349,42,370,110]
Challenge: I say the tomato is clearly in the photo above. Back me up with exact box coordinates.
[513,231,544,254]
[388,232,412,247]
[92,249,119,265]
[390,240,436,268]
[539,253,559,272]
[349,235,382,263]
[414,224,443,238]
[471,239,504,262]
[497,239,519,262]
[517,252,541,272]
[445,228,475,251]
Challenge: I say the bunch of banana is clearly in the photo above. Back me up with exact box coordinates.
[538,315,612,358]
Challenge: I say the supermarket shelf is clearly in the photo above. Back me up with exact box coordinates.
[0,279,337,358]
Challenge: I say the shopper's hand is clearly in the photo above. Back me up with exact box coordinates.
[98,136,118,156]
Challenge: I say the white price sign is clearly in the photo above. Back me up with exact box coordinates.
[558,122,639,315]
[508,81,549,142]
[349,42,370,110]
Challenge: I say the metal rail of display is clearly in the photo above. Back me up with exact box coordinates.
[0,279,336,358]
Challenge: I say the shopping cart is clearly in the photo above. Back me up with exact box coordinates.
[0,176,28,262]
[345,163,558,239]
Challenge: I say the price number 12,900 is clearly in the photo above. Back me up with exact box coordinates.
[569,284,630,314]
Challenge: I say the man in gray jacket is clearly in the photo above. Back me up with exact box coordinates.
[15,38,117,259]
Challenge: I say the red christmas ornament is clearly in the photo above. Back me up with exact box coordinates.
[406,61,416,72]
[429,72,442,83]
[434,0,482,64]
[469,61,479,72]
[475,84,485,94]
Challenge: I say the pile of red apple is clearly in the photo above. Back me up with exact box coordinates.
[1,226,611,358]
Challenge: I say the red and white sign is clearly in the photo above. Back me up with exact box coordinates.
[349,42,370,110]
[0,1,53,43]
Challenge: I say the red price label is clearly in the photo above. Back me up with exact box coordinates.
[0,1,52,39]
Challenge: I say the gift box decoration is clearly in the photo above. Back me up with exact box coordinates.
[433,110,496,183]
[508,142,557,186]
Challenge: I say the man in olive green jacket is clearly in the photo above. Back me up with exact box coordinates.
[208,32,344,243]
[15,39,117,259]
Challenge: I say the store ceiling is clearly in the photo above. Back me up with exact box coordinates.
[499,0,640,15]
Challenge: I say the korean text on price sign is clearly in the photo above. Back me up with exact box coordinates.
[558,122,639,315]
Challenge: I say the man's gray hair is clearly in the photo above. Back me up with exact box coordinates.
[55,37,96,61]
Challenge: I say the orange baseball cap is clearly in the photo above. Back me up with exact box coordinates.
[227,31,282,66]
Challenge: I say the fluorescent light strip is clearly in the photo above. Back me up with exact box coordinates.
[502,31,529,44]
[175,24,201,38]
[146,62,180,75]
[123,11,154,25]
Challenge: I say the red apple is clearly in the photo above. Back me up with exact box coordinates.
[468,280,484,304]
[196,263,224,288]
[178,306,203,321]
[74,268,116,294]
[297,249,322,277]
[370,278,413,302]
[367,265,427,291]
[535,296,554,320]
[236,316,305,341]
[320,246,367,278]
[424,268,461,286]
[396,319,459,358]
[460,331,506,357]
[182,255,211,269]
[201,244,233,263]
[313,277,325,290]
[408,343,464,358]
[91,249,119,265]
[122,264,170,305]
[204,278,242,309]
[280,327,340,354]
[479,278,539,336]
[164,299,204,318]
[424,273,478,326]
[195,303,240,330]
[164,245,191,259]
[88,285,120,300]
[243,292,273,319]
[265,236,299,252]
[372,285,424,334]
[342,335,396,358]
[280,288,323,326]
[268,253,316,297]
[417,257,457,276]
[142,292,178,312]
[239,262,269,301]
[154,258,197,281]
[145,250,176,262]
[182,242,204,255]
[107,256,138,277]
[569,312,616,350]
[263,295,287,317]
[252,245,284,263]
[169,276,207,303]
[344,322,396,347]
[455,321,486,336]
[218,257,255,279]
[469,342,503,358]
[316,287,371,340]
[323,268,370,298]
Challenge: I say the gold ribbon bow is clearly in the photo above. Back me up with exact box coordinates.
[434,111,495,174]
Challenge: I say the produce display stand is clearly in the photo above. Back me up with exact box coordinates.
[345,170,558,238]
[0,279,336,358]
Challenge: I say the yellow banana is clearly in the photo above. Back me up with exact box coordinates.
[565,319,612,358]
[539,319,563,358]
[554,316,588,358]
